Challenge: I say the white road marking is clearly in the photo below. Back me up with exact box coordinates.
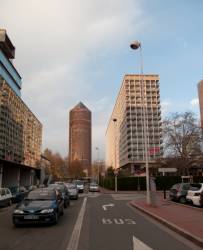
[66,197,87,250]
[133,236,153,250]
[102,203,114,211]
[102,218,136,225]
[111,194,146,200]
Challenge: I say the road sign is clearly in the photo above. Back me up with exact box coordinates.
[114,169,118,176]
[149,147,160,155]
[158,168,177,173]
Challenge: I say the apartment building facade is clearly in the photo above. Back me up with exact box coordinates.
[106,74,163,174]
[0,29,42,188]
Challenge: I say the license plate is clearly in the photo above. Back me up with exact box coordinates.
[24,215,39,220]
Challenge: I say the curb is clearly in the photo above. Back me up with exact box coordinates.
[167,200,203,212]
[130,201,203,248]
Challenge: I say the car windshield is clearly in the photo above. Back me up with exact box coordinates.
[0,189,5,195]
[49,184,65,192]
[26,190,55,200]
[90,184,98,187]
[171,184,179,190]
[76,181,84,185]
[182,184,191,190]
[68,184,76,189]
[190,184,202,191]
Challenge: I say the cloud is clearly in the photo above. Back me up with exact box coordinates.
[161,100,172,117]
[190,98,199,107]
[0,0,144,159]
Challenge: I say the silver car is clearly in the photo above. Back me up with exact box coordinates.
[65,183,78,199]
[0,188,12,207]
[89,183,99,192]
[73,180,84,193]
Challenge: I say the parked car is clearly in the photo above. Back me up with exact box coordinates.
[28,185,38,191]
[186,183,203,206]
[169,183,191,203]
[89,183,100,192]
[73,180,84,193]
[65,183,78,199]
[12,188,64,226]
[10,186,29,203]
[200,191,203,207]
[48,183,70,208]
[0,188,12,207]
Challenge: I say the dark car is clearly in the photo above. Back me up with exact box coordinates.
[169,183,191,203]
[12,188,64,226]
[10,186,29,203]
[48,183,70,208]
[200,191,203,207]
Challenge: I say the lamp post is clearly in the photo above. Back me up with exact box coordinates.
[130,41,151,205]
[95,147,100,184]
[113,118,118,192]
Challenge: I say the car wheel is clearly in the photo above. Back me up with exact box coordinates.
[54,212,58,224]
[179,197,186,204]
[8,199,12,206]
[64,200,68,208]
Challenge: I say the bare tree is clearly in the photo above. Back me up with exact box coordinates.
[43,148,66,179]
[163,112,202,175]
[68,160,86,179]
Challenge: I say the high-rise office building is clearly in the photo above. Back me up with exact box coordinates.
[198,80,203,128]
[0,29,42,188]
[106,74,163,174]
[69,102,91,176]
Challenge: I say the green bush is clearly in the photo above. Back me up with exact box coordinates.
[118,177,146,190]
[102,175,203,191]
[155,176,181,190]
[102,177,114,190]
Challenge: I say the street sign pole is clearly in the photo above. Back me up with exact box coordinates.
[158,168,177,199]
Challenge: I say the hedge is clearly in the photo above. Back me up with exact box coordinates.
[101,176,203,191]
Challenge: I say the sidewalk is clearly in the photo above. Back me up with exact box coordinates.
[130,195,203,248]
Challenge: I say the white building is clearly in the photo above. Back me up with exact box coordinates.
[106,74,163,174]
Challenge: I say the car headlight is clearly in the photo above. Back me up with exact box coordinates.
[40,208,54,214]
[14,209,24,214]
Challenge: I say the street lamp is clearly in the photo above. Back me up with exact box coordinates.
[113,118,118,192]
[130,40,151,205]
[95,147,100,184]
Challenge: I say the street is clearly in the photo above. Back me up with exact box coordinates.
[0,197,83,250]
[0,192,201,250]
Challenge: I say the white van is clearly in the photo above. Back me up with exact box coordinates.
[0,188,12,207]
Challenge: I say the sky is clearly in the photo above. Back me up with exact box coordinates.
[0,0,202,160]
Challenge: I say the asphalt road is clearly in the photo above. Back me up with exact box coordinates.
[78,193,201,250]
[0,192,201,250]
[0,197,83,250]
